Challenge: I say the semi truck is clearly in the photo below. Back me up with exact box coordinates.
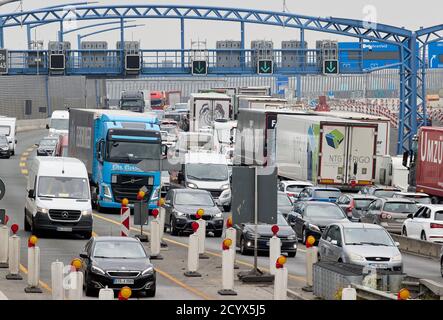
[189,93,232,131]
[405,127,443,203]
[276,114,378,190]
[150,91,182,110]
[68,109,163,212]
[119,90,148,113]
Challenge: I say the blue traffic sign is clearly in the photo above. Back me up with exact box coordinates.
[428,42,443,69]
[276,76,289,95]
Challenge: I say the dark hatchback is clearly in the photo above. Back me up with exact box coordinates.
[287,201,349,244]
[235,214,297,257]
[80,237,156,297]
[164,188,224,237]
[336,194,378,222]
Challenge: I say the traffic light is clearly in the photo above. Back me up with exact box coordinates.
[49,54,65,70]
[257,60,273,74]
[192,60,208,75]
[125,54,141,71]
[323,60,339,75]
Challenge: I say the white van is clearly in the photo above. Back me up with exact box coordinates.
[47,110,69,136]
[172,152,231,211]
[24,157,93,238]
[0,117,17,155]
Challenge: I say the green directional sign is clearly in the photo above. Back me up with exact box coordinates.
[258,59,273,74]
[323,60,339,75]
[192,60,208,75]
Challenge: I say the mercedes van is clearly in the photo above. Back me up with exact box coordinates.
[24,157,93,238]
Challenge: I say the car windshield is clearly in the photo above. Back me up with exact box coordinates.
[40,139,58,147]
[107,140,161,163]
[120,100,143,112]
[354,199,375,210]
[277,214,290,226]
[305,204,346,219]
[286,185,308,193]
[0,126,10,136]
[151,99,163,107]
[93,241,146,259]
[383,202,418,214]
[175,192,214,206]
[344,228,394,246]
[50,119,69,131]
[278,194,292,207]
[38,176,89,199]
[374,189,400,198]
[435,211,443,221]
[186,163,229,181]
[313,190,341,199]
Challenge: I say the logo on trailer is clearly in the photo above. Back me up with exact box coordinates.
[325,129,345,149]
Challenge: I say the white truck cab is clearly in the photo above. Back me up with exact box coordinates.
[0,117,17,155]
[47,110,69,136]
[24,157,93,238]
[173,152,231,211]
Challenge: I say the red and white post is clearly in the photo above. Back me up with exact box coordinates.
[66,259,83,300]
[225,217,237,268]
[120,198,130,237]
[150,209,163,260]
[218,238,237,296]
[274,256,288,300]
[269,225,281,276]
[195,209,208,259]
[158,198,168,249]
[6,224,22,280]
[25,235,42,293]
[0,216,9,268]
[184,222,201,277]
[303,236,318,292]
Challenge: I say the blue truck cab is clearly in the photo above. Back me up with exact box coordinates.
[69,109,162,211]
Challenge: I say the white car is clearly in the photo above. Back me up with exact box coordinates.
[402,204,443,243]
[278,180,314,202]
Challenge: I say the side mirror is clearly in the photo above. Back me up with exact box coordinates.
[28,189,35,199]
[407,214,413,219]
[165,200,171,206]
[79,253,89,259]
[46,124,49,130]
[395,242,400,247]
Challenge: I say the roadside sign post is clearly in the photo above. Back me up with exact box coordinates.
[134,188,149,242]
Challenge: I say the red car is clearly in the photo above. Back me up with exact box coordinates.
[54,134,69,157]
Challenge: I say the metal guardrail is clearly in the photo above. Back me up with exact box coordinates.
[351,283,398,300]
[391,234,443,259]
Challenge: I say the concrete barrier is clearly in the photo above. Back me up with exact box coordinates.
[16,119,49,133]
[391,234,442,259]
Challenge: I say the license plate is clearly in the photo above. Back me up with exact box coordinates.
[113,279,134,285]
[370,263,388,269]
[57,227,72,232]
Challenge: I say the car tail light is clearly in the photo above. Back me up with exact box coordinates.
[381,212,392,220]
[287,193,295,197]
[346,199,355,217]
[430,223,443,229]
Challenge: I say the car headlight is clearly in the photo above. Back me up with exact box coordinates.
[81,210,92,216]
[141,266,154,276]
[215,212,223,218]
[37,207,49,214]
[348,252,366,262]
[91,265,105,275]
[1,147,8,151]
[102,184,112,198]
[174,210,187,217]
[308,224,321,232]
[187,182,198,189]
[221,184,230,190]
[150,187,160,201]
[391,254,402,262]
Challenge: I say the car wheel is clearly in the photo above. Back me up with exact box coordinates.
[213,230,223,238]
[82,231,93,239]
[170,217,178,236]
[24,210,31,232]
[402,227,408,237]
[302,228,307,244]
[31,218,41,238]
[240,237,251,256]
[223,205,231,212]
[145,284,156,298]
[85,285,98,297]
[287,252,296,258]
[421,231,427,241]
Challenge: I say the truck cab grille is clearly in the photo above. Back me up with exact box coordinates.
[111,175,153,202]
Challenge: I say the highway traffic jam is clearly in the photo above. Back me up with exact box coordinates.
[1,88,443,301]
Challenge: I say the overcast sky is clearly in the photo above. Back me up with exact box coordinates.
[1,0,441,49]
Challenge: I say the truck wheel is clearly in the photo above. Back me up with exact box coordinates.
[24,211,31,232]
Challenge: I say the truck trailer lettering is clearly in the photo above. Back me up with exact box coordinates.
[420,132,443,165]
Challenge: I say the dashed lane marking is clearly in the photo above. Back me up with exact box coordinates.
[22,152,29,156]
[19,162,26,168]
[21,169,28,175]
[19,264,52,293]
[26,148,34,152]
[20,157,27,161]
[93,213,306,283]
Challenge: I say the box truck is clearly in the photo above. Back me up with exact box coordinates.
[189,93,232,131]
[68,109,162,212]
[276,114,378,190]
[0,117,16,155]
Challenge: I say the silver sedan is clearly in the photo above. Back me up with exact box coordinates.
[318,223,403,272]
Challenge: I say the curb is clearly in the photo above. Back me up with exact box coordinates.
[0,290,8,300]
[287,289,308,300]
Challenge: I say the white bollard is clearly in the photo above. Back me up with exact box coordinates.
[269,236,281,276]
[6,235,22,280]
[25,246,42,293]
[342,286,357,300]
[305,246,318,288]
[184,233,201,277]
[197,218,207,258]
[218,243,237,296]
[149,219,163,260]
[66,271,84,300]
[99,286,115,300]
[0,225,9,268]
[274,267,288,300]
[51,261,65,300]
[225,227,236,264]
[159,206,167,247]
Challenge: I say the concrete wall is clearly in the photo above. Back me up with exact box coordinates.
[0,75,106,120]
